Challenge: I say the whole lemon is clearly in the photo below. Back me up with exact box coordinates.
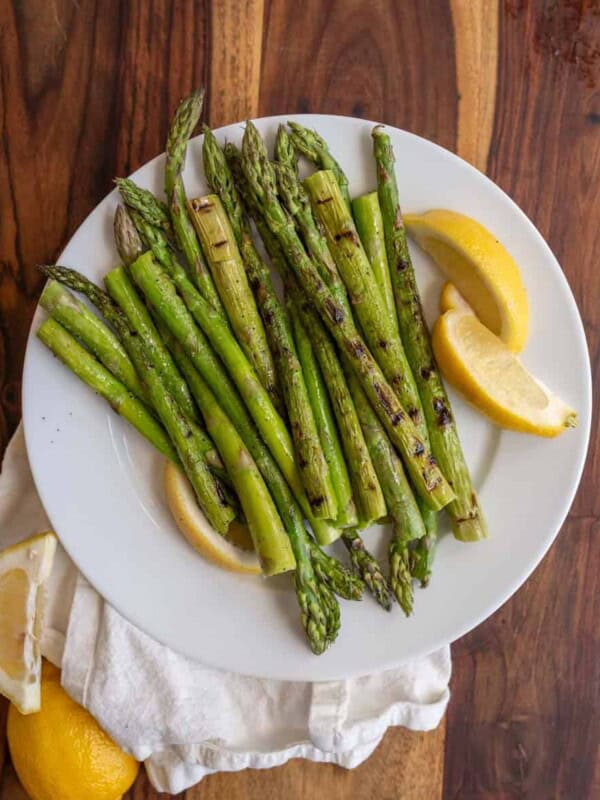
[7,661,139,800]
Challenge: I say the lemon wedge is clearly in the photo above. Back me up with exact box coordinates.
[439,282,474,315]
[433,309,576,436]
[164,462,261,575]
[0,532,57,714]
[405,210,529,352]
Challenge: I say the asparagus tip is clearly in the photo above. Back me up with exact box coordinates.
[344,533,393,611]
[389,540,414,617]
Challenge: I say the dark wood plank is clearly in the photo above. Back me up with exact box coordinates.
[260,0,457,151]
[0,0,214,448]
[444,2,600,798]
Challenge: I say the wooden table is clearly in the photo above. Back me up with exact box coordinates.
[0,1,598,797]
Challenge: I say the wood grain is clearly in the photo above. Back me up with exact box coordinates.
[445,2,600,799]
[260,0,458,149]
[208,0,264,127]
[1,0,598,798]
[450,0,499,171]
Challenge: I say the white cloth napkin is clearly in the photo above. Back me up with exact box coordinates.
[0,425,450,794]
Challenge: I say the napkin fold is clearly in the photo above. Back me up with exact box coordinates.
[0,426,450,794]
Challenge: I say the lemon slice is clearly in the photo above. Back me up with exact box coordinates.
[405,210,529,352]
[164,462,261,575]
[0,532,57,714]
[433,309,576,436]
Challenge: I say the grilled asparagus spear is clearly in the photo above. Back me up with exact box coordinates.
[240,122,454,512]
[372,125,487,543]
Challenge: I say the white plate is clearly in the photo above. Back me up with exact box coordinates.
[22,115,592,681]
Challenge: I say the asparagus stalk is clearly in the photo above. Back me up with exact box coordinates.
[307,542,364,601]
[245,288,340,524]
[289,303,356,527]
[40,266,222,475]
[203,130,344,543]
[187,193,282,413]
[241,122,454,512]
[372,126,488,542]
[161,328,347,651]
[202,133,341,522]
[115,347,235,536]
[304,169,440,554]
[270,132,392,528]
[202,128,283,409]
[165,90,225,313]
[296,295,386,527]
[128,248,344,549]
[119,181,357,600]
[305,171,424,427]
[287,121,351,212]
[350,190,439,581]
[104,266,198,421]
[118,181,296,501]
[162,323,362,605]
[39,279,148,404]
[226,142,384,525]
[164,346,295,576]
[40,270,234,535]
[122,215,298,489]
[273,122,299,176]
[122,198,344,564]
[274,127,352,317]
[226,142,391,598]
[352,192,397,333]
[347,371,425,614]
[37,317,177,462]
[202,128,248,250]
[113,204,228,480]
[130,243,301,492]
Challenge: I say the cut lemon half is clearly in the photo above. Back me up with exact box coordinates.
[433,309,576,436]
[0,532,57,714]
[405,210,529,352]
[164,462,261,575]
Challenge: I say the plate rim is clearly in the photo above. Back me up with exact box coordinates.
[22,113,593,681]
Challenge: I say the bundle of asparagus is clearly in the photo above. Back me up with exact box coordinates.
[36,89,486,653]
